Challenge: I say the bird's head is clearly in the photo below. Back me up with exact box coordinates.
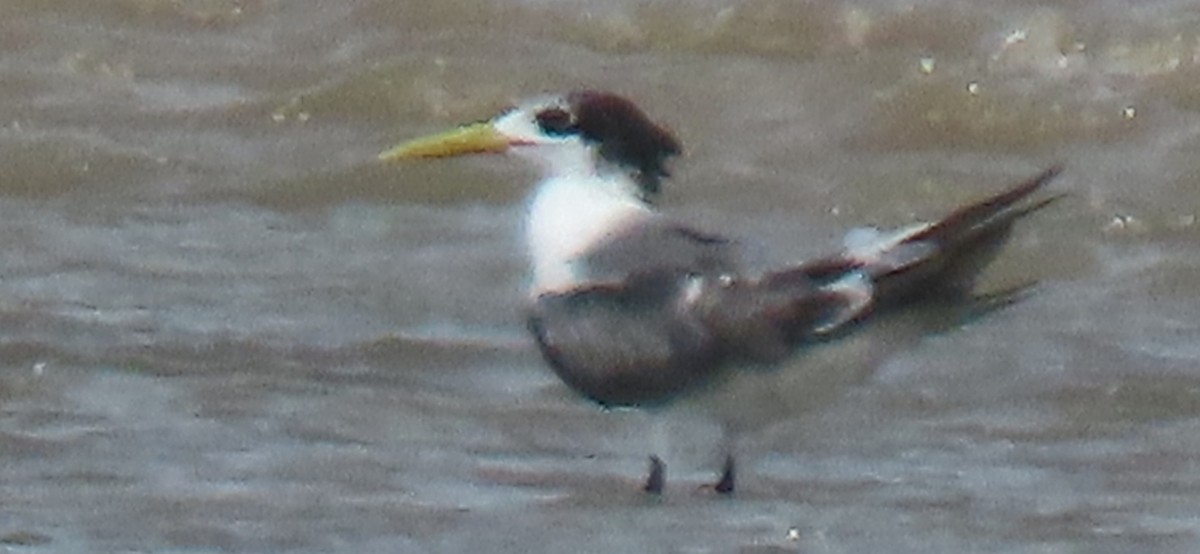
[380,90,681,201]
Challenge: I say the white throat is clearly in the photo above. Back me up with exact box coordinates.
[525,173,652,296]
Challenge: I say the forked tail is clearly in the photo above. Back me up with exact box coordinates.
[770,166,1064,336]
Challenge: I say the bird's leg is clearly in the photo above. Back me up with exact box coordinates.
[713,453,736,494]
[644,455,665,494]
[703,423,736,494]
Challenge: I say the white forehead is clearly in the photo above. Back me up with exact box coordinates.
[492,94,570,140]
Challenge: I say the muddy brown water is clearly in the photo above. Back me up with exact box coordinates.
[1,1,1199,552]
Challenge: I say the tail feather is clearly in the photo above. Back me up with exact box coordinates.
[909,165,1063,248]
[868,166,1063,302]
[764,167,1063,338]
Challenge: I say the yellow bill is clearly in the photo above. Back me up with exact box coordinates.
[378,122,510,162]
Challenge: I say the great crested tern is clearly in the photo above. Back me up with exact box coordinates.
[380,90,1060,493]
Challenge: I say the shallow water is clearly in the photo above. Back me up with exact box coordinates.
[2,1,1199,552]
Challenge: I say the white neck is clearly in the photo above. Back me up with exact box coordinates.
[525,173,652,296]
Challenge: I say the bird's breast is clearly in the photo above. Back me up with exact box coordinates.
[525,176,652,296]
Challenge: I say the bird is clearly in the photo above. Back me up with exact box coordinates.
[379,89,1061,494]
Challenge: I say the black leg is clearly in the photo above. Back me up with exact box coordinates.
[713,454,735,494]
[644,455,665,494]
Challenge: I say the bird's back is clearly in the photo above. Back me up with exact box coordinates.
[527,168,1062,408]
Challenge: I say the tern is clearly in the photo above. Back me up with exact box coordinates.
[380,90,1060,494]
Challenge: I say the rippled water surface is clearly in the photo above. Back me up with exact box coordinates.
[2,1,1199,552]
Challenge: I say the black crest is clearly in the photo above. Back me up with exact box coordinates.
[566,90,682,198]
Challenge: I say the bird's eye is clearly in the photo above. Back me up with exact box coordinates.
[535,108,576,137]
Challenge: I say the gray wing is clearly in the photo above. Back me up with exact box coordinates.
[528,218,844,406]
[528,272,724,406]
[527,168,1062,407]
[578,218,743,284]
[528,219,741,406]
[526,266,846,407]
